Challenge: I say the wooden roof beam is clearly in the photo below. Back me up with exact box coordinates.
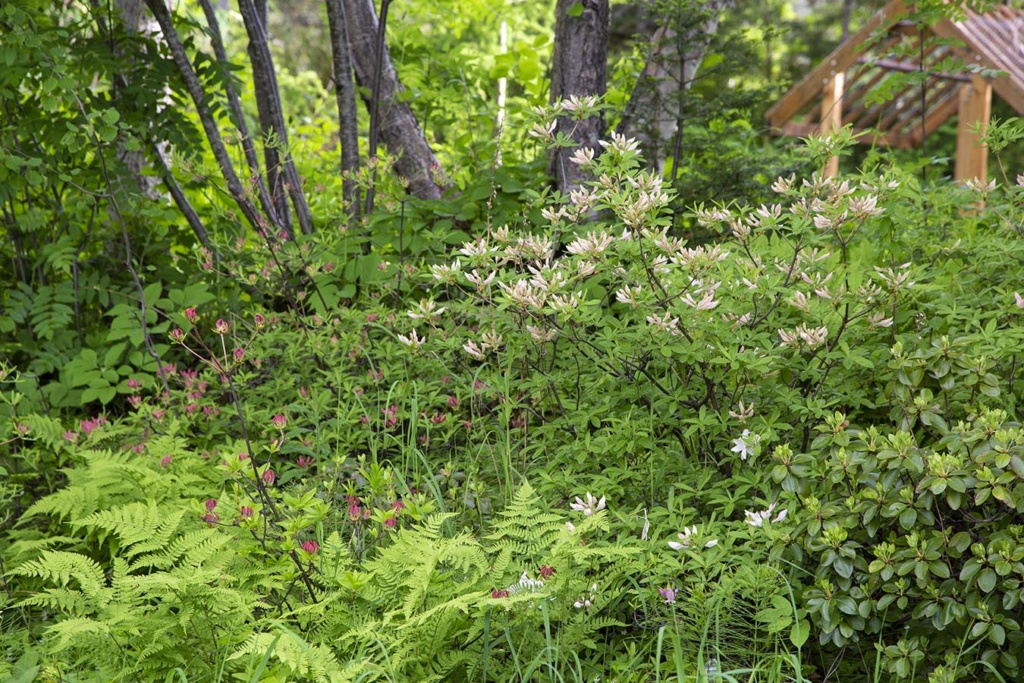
[765,0,909,127]
[931,17,1024,114]
[857,57,972,82]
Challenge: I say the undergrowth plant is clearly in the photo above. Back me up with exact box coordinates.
[6,104,1024,681]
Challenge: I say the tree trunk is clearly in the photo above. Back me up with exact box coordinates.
[108,0,210,247]
[237,0,314,235]
[198,0,281,229]
[549,0,609,196]
[112,0,162,198]
[325,0,362,218]
[143,0,268,236]
[344,0,445,203]
[618,0,733,175]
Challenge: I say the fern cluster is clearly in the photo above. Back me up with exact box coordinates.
[3,417,793,683]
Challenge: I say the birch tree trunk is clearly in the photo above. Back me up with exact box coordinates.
[617,0,734,175]
[549,0,609,196]
[111,0,210,247]
[112,0,162,198]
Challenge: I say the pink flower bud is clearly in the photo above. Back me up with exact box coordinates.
[184,307,198,323]
[170,328,185,343]
[239,505,254,519]
[202,512,219,526]
[262,469,276,485]
[348,503,362,522]
[214,319,229,335]
[233,348,244,362]
[160,455,172,468]
[384,516,397,530]
[301,540,319,555]
[204,498,217,512]
[253,313,265,329]
[272,414,287,429]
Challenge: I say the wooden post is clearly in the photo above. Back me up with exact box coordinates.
[820,70,845,177]
[954,74,992,184]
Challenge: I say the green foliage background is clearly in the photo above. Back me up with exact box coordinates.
[5,1,1024,682]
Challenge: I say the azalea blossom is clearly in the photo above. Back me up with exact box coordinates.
[615,285,642,307]
[570,492,606,516]
[668,525,718,550]
[507,571,546,596]
[568,146,595,167]
[681,290,719,311]
[728,401,755,423]
[407,299,446,320]
[867,312,895,329]
[744,503,788,527]
[465,269,496,289]
[430,259,462,283]
[730,429,761,461]
[573,583,598,609]
[397,329,425,350]
[463,339,486,359]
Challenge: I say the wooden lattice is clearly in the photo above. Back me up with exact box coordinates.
[766,1,1024,180]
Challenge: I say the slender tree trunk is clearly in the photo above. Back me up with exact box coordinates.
[618,0,733,175]
[143,0,268,235]
[325,0,362,218]
[198,0,281,229]
[344,0,445,202]
[151,143,210,247]
[237,0,314,235]
[549,0,609,195]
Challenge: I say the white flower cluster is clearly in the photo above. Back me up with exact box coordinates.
[778,324,828,350]
[507,571,546,597]
[667,526,718,550]
[570,492,606,516]
[744,503,788,527]
[574,584,598,610]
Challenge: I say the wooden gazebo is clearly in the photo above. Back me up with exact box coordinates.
[767,0,1024,181]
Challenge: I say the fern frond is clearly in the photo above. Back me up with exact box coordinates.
[16,414,72,452]
[132,527,229,572]
[45,617,110,653]
[74,501,185,561]
[485,481,563,554]
[12,551,107,599]
[14,587,88,614]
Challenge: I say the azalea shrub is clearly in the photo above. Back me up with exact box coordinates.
[6,111,1024,681]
